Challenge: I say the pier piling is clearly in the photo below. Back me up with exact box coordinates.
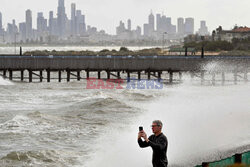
[3,70,6,79]
[127,71,130,82]
[117,72,120,79]
[40,71,43,82]
[77,71,80,81]
[9,70,13,81]
[107,71,110,79]
[158,72,162,82]
[47,69,50,82]
[86,70,90,79]
[58,71,62,82]
[169,71,173,83]
[21,70,24,81]
[98,71,101,79]
[28,70,32,82]
[67,70,70,82]
[138,71,141,80]
[148,71,151,80]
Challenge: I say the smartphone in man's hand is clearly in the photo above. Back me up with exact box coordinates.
[139,126,143,131]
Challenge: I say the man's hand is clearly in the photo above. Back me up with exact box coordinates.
[138,131,143,139]
[142,131,149,142]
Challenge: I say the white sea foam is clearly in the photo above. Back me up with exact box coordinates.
[84,77,250,167]
[0,77,14,85]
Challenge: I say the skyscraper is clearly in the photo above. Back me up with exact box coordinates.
[19,22,26,42]
[57,0,66,37]
[185,17,194,35]
[49,11,53,34]
[26,9,32,40]
[198,20,209,36]
[37,12,47,36]
[148,12,155,34]
[76,10,86,35]
[127,19,131,31]
[71,3,76,35]
[143,23,149,36]
[177,17,185,35]
[156,14,161,32]
[116,21,126,36]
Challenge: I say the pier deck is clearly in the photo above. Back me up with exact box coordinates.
[1,54,250,83]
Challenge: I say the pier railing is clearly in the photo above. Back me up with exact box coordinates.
[196,151,250,167]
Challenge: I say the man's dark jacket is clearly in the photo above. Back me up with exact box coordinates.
[138,133,168,167]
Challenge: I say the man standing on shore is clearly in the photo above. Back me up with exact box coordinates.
[138,120,168,167]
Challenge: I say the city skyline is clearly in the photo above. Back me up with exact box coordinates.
[0,0,249,35]
[0,0,210,44]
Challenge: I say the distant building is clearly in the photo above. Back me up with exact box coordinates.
[6,20,18,43]
[156,14,161,32]
[185,17,194,35]
[37,12,47,37]
[148,12,155,35]
[127,19,131,31]
[198,20,209,36]
[71,3,76,35]
[177,17,185,35]
[57,0,67,37]
[116,21,126,36]
[26,9,32,40]
[136,26,141,36]
[213,26,250,42]
[143,23,150,37]
[19,22,26,42]
[76,10,86,35]
[48,11,58,36]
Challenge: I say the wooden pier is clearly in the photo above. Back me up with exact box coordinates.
[0,54,250,83]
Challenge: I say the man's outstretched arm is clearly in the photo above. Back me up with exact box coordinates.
[147,137,167,151]
[138,138,150,148]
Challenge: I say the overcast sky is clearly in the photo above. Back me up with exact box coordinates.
[0,0,249,34]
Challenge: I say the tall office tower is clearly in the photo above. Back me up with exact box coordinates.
[148,12,155,36]
[71,3,76,35]
[49,11,53,34]
[127,19,131,31]
[0,12,2,33]
[177,17,185,35]
[57,0,66,37]
[26,9,32,40]
[143,23,149,36]
[198,20,209,36]
[116,20,126,35]
[19,22,26,42]
[148,12,155,34]
[6,19,18,43]
[166,17,172,33]
[75,10,86,35]
[49,11,58,36]
[37,12,47,35]
[185,17,194,35]
[156,14,161,32]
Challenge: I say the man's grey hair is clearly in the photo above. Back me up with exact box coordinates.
[153,120,163,127]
